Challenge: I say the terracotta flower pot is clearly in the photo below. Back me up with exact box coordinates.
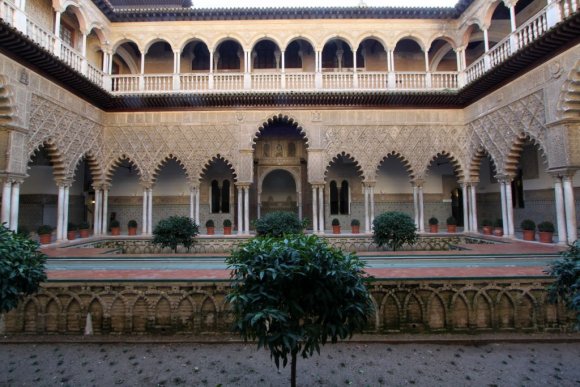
[67,231,76,240]
[79,229,90,238]
[522,229,535,241]
[332,225,340,234]
[111,227,120,236]
[39,233,52,244]
[482,226,492,235]
[128,227,137,236]
[223,226,232,235]
[446,225,457,233]
[493,227,503,237]
[206,227,215,235]
[429,225,438,233]
[351,225,360,234]
[539,231,553,243]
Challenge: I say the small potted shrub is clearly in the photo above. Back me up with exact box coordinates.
[428,217,438,233]
[37,224,53,244]
[446,216,457,233]
[350,219,360,234]
[79,221,90,238]
[67,222,77,240]
[537,221,555,243]
[110,219,121,236]
[223,219,232,235]
[205,219,215,235]
[520,219,536,241]
[493,218,503,237]
[128,220,138,236]
[331,218,340,234]
[481,219,492,235]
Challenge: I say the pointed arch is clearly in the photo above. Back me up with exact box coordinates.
[69,151,103,185]
[325,152,364,179]
[104,154,144,185]
[504,134,548,176]
[27,140,67,183]
[151,154,189,184]
[424,150,465,181]
[468,146,499,181]
[200,154,237,183]
[377,151,415,181]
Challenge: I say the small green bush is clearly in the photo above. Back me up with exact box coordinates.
[110,219,120,228]
[67,222,77,232]
[205,219,215,228]
[223,219,232,227]
[332,218,340,226]
[494,218,503,228]
[152,216,199,253]
[0,224,47,314]
[351,219,360,226]
[128,220,138,228]
[446,216,457,225]
[520,219,536,231]
[79,221,90,230]
[254,211,306,237]
[538,221,555,233]
[373,211,418,251]
[428,217,438,225]
[37,225,53,235]
[481,219,492,227]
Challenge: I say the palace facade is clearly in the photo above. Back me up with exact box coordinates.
[0,0,578,242]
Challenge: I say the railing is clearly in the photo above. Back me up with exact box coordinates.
[213,73,244,91]
[60,41,83,73]
[111,75,140,93]
[180,73,209,91]
[1,0,574,95]
[26,19,54,52]
[431,72,458,89]
[395,72,426,89]
[516,9,548,50]
[357,72,388,90]
[322,72,354,89]
[285,72,315,90]
[251,73,281,90]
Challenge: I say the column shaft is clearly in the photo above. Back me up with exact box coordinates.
[56,185,65,241]
[94,189,102,235]
[364,186,370,233]
[418,186,425,232]
[243,187,250,235]
[412,185,419,229]
[462,184,470,232]
[62,186,70,239]
[142,189,148,235]
[9,182,19,232]
[505,182,515,236]
[238,187,243,234]
[500,182,508,235]
[470,184,478,232]
[318,186,324,233]
[369,186,375,226]
[102,190,109,235]
[148,188,153,235]
[312,187,318,233]
[563,177,578,243]
[195,188,200,226]
[554,178,567,244]
[1,181,11,226]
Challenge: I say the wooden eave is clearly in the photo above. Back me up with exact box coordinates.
[0,12,578,111]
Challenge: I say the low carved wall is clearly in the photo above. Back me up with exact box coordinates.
[3,278,573,335]
[73,235,494,254]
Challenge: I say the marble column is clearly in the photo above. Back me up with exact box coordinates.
[562,175,577,243]
[101,188,109,235]
[94,189,102,235]
[553,175,567,244]
[318,185,324,233]
[504,180,515,236]
[142,188,148,236]
[499,180,508,236]
[312,186,318,233]
[237,186,243,234]
[412,184,419,230]
[469,183,478,232]
[9,180,20,232]
[56,185,65,241]
[364,185,370,233]
[195,187,200,226]
[147,188,153,235]
[369,185,375,227]
[62,185,70,238]
[1,180,12,226]
[462,183,470,232]
[243,186,250,235]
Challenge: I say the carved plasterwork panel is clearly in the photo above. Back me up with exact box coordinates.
[26,94,105,183]
[468,91,548,174]
[104,124,240,185]
[322,125,471,181]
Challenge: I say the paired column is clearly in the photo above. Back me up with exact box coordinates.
[189,186,200,224]
[459,181,479,233]
[552,171,578,244]
[1,178,22,232]
[363,182,375,233]
[94,188,102,235]
[142,187,153,235]
[497,175,515,237]
[56,183,70,241]
[236,184,251,235]
[412,179,425,232]
[311,184,325,233]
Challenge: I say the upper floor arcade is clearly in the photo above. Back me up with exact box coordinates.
[0,0,578,106]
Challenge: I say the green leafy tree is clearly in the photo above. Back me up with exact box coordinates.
[226,235,374,387]
[254,211,307,237]
[152,216,199,253]
[546,240,580,327]
[372,211,418,251]
[0,224,47,315]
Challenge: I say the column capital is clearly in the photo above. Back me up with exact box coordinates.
[310,183,325,188]
[362,180,376,188]
[140,180,153,190]
[56,179,72,188]
[235,182,252,189]
[494,174,514,183]
[548,168,578,179]
[411,178,425,187]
